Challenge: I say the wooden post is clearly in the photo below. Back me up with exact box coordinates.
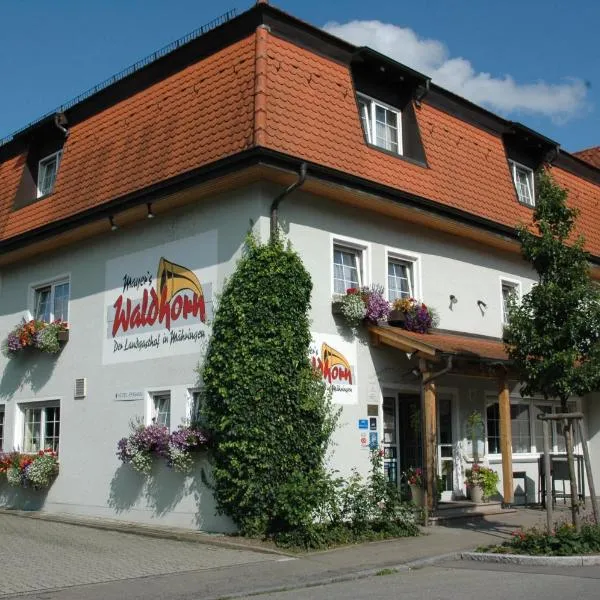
[577,419,599,524]
[542,418,553,533]
[420,359,438,517]
[498,373,514,505]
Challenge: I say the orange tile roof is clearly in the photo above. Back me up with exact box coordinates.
[1,13,599,260]
[574,147,600,169]
[0,33,257,240]
[371,324,509,362]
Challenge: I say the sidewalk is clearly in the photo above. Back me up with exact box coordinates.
[0,507,551,600]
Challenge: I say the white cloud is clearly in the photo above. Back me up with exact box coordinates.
[324,20,588,123]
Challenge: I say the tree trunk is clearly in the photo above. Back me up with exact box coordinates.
[561,398,580,531]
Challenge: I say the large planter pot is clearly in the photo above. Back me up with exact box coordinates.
[331,301,344,316]
[57,330,69,343]
[410,484,424,507]
[388,310,406,326]
[469,484,485,504]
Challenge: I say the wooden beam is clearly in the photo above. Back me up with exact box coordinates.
[369,325,437,356]
[498,372,514,505]
[420,359,438,515]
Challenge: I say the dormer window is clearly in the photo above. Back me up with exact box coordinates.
[37,150,62,198]
[509,160,535,207]
[357,94,402,155]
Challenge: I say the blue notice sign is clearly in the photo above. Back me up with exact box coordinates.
[358,419,369,429]
[369,431,378,448]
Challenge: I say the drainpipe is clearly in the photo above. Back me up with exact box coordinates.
[54,112,69,138]
[269,163,308,241]
[419,354,453,524]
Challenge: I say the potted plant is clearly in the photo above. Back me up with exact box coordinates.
[404,466,424,506]
[332,285,390,327]
[388,297,439,333]
[465,464,499,503]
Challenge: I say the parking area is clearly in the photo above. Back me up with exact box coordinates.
[0,513,276,597]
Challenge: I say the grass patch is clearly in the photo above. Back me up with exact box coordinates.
[375,568,399,576]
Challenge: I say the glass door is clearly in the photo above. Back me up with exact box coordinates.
[383,397,398,485]
[437,396,454,501]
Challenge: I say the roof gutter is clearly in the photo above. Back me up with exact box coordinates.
[269,162,307,241]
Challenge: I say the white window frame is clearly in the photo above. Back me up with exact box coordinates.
[500,277,521,325]
[331,234,371,297]
[357,93,403,155]
[17,400,60,454]
[29,275,70,323]
[187,388,203,424]
[37,150,63,198]
[147,391,171,429]
[509,160,535,207]
[385,247,421,303]
[484,395,582,459]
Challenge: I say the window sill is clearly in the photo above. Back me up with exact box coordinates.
[487,453,540,463]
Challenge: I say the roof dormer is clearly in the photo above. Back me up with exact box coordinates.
[350,47,429,166]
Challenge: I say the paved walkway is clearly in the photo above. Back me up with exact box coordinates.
[0,507,575,599]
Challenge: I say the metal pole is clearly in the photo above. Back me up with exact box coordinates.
[577,418,599,524]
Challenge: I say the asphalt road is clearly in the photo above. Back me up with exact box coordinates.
[259,564,600,600]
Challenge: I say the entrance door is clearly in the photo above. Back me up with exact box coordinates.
[383,394,422,494]
[437,396,454,501]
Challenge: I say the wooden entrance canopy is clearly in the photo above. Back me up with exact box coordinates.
[368,325,515,513]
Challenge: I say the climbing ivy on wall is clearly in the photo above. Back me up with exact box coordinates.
[199,234,336,536]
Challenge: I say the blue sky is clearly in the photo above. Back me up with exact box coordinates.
[1,0,597,152]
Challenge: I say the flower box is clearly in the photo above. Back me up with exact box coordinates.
[57,329,69,343]
[3,319,69,356]
[388,309,406,325]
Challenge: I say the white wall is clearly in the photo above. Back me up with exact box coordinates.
[1,181,594,528]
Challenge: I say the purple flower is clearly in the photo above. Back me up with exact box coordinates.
[362,285,390,323]
[169,426,210,452]
[6,332,22,352]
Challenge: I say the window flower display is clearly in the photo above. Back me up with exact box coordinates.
[117,421,211,475]
[0,450,59,489]
[3,319,69,356]
[389,298,439,333]
[333,285,390,327]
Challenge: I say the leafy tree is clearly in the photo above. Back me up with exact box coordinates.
[504,171,600,528]
[199,234,337,536]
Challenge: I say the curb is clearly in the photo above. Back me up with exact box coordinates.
[461,551,600,566]
[0,508,290,557]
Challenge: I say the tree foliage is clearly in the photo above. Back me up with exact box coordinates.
[199,234,336,536]
[504,171,600,404]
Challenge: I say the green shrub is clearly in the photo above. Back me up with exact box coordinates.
[200,234,337,536]
[481,521,600,556]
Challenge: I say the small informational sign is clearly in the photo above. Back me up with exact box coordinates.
[369,417,377,430]
[360,432,369,449]
[358,419,369,429]
[115,391,145,401]
[369,431,378,449]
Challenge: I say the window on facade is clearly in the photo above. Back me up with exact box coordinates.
[34,280,70,323]
[333,245,363,294]
[358,94,402,154]
[37,151,62,198]
[501,281,519,324]
[152,393,171,428]
[487,402,531,454]
[23,404,60,453]
[509,160,535,207]
[0,407,5,450]
[388,259,414,301]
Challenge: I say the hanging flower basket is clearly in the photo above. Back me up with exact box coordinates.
[0,450,59,490]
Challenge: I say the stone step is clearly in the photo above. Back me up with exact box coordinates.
[428,501,516,526]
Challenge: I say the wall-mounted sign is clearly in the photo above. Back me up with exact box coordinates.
[309,333,358,404]
[115,391,145,401]
[360,432,369,449]
[358,419,369,429]
[369,417,377,430]
[103,231,217,364]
